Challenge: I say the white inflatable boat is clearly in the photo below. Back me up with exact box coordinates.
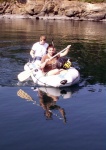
[24,61,80,87]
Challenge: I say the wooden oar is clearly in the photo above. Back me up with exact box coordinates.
[17,45,71,82]
[17,89,33,101]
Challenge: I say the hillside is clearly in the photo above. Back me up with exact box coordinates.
[0,0,106,21]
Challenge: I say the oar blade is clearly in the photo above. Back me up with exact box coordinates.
[17,70,31,82]
[17,89,33,101]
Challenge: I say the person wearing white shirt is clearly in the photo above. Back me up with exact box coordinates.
[30,35,48,61]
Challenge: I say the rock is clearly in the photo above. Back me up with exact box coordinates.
[0,0,106,21]
[25,3,43,15]
[86,12,106,21]
[65,7,82,17]
[25,0,44,15]
[84,2,106,13]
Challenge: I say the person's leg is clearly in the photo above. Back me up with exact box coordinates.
[47,69,64,76]
[46,69,67,76]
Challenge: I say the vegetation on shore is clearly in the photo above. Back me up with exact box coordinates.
[0,0,105,3]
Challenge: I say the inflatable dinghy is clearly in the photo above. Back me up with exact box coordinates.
[24,61,80,87]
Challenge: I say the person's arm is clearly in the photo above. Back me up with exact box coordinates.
[30,43,37,58]
[40,56,49,69]
[60,45,71,57]
[30,49,35,58]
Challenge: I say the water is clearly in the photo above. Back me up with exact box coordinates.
[0,19,106,86]
[0,18,106,150]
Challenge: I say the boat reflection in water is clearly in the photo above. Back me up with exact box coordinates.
[17,85,81,123]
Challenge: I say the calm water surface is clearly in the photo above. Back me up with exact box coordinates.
[0,18,106,150]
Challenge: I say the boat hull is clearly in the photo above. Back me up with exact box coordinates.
[24,62,80,87]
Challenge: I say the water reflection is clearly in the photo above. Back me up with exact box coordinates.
[38,88,66,122]
[1,19,106,53]
[17,85,81,123]
[1,19,106,41]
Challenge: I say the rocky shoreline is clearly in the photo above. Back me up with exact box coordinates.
[0,0,106,22]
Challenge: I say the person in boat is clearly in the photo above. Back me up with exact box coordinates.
[30,35,49,61]
[40,44,71,76]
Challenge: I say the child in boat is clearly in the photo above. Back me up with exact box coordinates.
[30,35,49,61]
[40,44,71,76]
